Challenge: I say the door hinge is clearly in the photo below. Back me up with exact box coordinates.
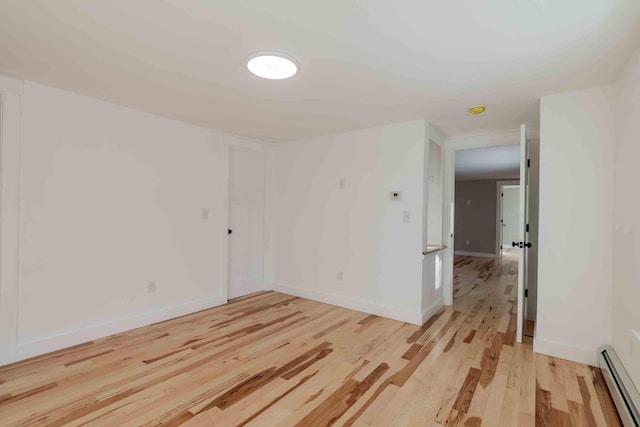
[526,223,529,232]
[525,289,528,298]
[527,158,531,168]
[501,192,503,197]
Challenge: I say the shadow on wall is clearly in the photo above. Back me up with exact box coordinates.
[454,179,511,256]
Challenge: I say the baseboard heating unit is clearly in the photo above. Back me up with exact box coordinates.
[599,346,640,426]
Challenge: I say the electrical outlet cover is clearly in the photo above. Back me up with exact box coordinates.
[390,191,402,201]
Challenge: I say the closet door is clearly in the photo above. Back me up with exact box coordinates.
[228,148,265,299]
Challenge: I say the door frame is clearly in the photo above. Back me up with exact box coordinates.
[442,129,524,306]
[226,142,271,300]
[495,180,520,256]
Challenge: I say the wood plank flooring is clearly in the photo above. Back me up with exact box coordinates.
[0,253,621,426]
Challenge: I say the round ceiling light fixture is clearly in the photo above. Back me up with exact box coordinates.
[468,105,486,115]
[247,50,298,80]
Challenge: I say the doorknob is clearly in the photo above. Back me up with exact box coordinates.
[524,242,532,248]
[512,241,523,248]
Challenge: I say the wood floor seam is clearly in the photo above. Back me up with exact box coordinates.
[0,254,622,426]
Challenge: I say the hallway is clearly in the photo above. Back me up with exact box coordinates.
[0,255,620,426]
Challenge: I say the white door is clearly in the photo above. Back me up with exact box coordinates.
[501,186,520,247]
[228,148,265,299]
[516,124,529,343]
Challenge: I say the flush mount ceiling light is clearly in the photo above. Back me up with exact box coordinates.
[247,50,298,80]
[468,105,486,115]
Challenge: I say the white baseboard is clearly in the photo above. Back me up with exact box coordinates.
[273,283,423,326]
[534,337,598,367]
[454,250,499,258]
[422,297,444,324]
[10,295,226,365]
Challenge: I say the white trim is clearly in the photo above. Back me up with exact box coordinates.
[10,295,226,365]
[454,250,499,258]
[421,297,444,324]
[495,180,520,256]
[223,131,276,151]
[273,283,423,325]
[533,337,598,367]
[448,126,540,141]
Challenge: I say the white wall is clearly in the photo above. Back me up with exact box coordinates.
[427,140,443,245]
[272,121,428,324]
[536,86,615,366]
[0,78,270,365]
[613,41,640,388]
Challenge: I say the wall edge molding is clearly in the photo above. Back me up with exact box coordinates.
[533,337,598,367]
[421,297,444,324]
[273,283,422,326]
[3,295,226,366]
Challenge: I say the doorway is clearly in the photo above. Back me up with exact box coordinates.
[228,147,266,299]
[497,181,520,254]
[444,125,538,344]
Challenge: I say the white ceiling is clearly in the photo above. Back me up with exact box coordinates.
[455,145,520,181]
[1,1,639,142]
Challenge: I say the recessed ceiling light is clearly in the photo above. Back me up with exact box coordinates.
[468,105,486,115]
[247,50,298,80]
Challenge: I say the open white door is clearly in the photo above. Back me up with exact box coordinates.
[516,124,529,343]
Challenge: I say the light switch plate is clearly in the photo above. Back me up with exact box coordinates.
[390,191,402,201]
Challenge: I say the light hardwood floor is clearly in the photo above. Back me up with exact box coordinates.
[0,254,621,426]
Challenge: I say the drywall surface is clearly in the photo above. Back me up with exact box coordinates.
[537,86,615,366]
[454,180,500,255]
[0,79,268,364]
[273,121,427,324]
[613,41,640,388]
[427,141,443,245]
